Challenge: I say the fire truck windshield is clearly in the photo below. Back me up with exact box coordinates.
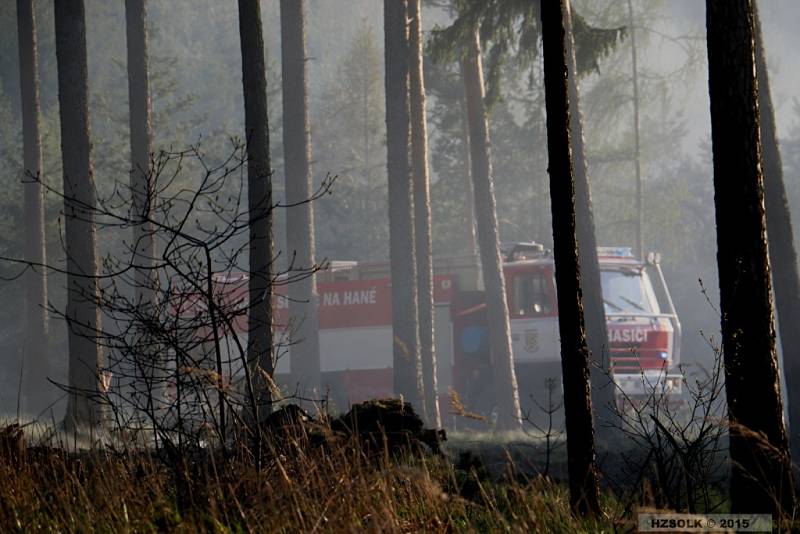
[601,268,659,315]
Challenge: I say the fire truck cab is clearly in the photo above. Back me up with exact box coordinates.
[448,243,682,425]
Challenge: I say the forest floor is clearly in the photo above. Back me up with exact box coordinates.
[0,401,733,533]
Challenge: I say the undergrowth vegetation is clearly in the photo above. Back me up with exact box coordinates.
[0,412,629,533]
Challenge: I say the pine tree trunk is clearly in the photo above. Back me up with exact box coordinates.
[54,0,105,431]
[563,0,616,439]
[125,0,163,417]
[705,0,794,515]
[461,28,522,430]
[408,0,440,428]
[125,0,155,306]
[238,0,274,421]
[16,0,49,411]
[539,0,601,516]
[281,0,321,406]
[458,59,478,257]
[384,0,425,415]
[753,1,800,462]
[628,0,644,260]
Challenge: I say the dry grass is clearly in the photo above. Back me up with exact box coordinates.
[0,420,628,533]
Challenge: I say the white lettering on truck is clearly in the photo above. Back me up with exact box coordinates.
[608,328,649,343]
[343,289,377,306]
[321,288,378,307]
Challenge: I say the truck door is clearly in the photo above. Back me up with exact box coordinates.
[506,266,560,364]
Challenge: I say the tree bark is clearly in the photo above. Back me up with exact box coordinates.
[408,0,440,428]
[238,0,274,421]
[563,0,617,440]
[54,0,105,431]
[125,0,164,418]
[125,0,155,306]
[539,0,601,516]
[753,1,800,463]
[627,0,644,260]
[461,28,522,430]
[384,0,425,415]
[280,0,321,406]
[705,0,794,516]
[458,59,478,257]
[16,0,49,411]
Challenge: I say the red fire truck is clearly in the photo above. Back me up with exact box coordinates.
[181,243,682,426]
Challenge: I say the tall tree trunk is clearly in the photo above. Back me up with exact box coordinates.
[384,0,425,415]
[280,0,321,407]
[362,40,371,186]
[627,0,644,259]
[408,0,440,428]
[540,0,601,516]
[238,0,274,422]
[461,28,522,430]
[706,0,794,516]
[753,1,800,462]
[54,0,105,431]
[125,0,162,418]
[125,0,155,306]
[17,0,49,411]
[563,0,617,439]
[458,59,478,257]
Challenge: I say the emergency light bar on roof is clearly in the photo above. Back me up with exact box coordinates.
[597,246,635,259]
[211,272,248,284]
[501,241,548,261]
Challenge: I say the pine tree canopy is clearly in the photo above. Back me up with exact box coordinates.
[428,0,625,107]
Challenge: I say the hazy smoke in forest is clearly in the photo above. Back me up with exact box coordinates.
[1,0,800,417]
